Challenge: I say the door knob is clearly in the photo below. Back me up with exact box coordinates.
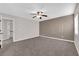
[0,30,1,32]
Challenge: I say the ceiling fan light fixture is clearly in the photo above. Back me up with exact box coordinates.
[37,15,41,18]
[31,10,47,19]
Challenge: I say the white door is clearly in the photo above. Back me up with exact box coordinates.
[2,19,13,40]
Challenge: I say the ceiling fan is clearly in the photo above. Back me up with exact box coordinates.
[31,11,48,19]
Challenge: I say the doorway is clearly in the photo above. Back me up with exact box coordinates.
[2,18,13,47]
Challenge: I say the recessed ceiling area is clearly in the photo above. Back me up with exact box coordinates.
[0,3,76,21]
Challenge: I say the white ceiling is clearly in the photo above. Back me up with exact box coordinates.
[0,3,76,21]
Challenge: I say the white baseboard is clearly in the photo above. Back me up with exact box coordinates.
[39,35,74,43]
[13,35,39,42]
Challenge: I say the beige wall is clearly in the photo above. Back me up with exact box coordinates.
[40,15,74,41]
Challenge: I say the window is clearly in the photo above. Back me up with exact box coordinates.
[74,14,78,35]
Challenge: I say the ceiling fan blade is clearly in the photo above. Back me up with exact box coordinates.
[32,16,36,18]
[42,15,47,17]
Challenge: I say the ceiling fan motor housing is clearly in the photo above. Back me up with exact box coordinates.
[32,11,47,19]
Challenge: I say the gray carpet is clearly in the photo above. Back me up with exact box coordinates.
[0,37,78,56]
